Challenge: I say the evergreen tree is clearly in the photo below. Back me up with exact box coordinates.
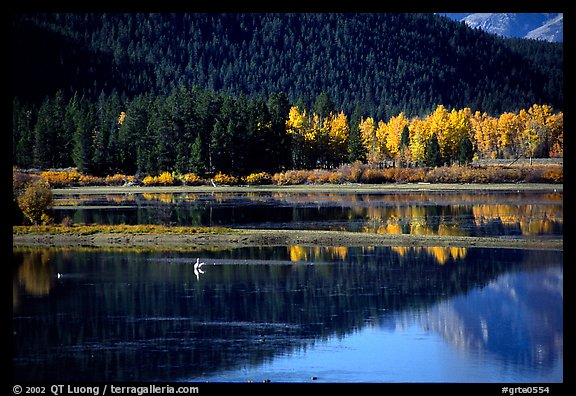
[399,125,410,150]
[70,95,95,173]
[13,99,36,168]
[268,92,291,170]
[425,133,442,167]
[189,134,204,175]
[314,92,335,119]
[348,101,366,163]
[458,135,474,165]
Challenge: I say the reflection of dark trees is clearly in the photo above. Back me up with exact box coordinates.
[13,247,562,381]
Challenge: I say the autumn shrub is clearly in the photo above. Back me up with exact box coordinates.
[425,166,454,183]
[543,168,563,183]
[105,173,135,186]
[339,161,364,183]
[142,175,156,186]
[245,172,273,185]
[181,173,204,185]
[493,167,523,183]
[360,168,388,184]
[273,170,311,185]
[157,172,176,185]
[213,172,239,185]
[142,172,178,186]
[40,170,82,187]
[17,179,54,225]
[382,167,426,183]
[78,174,104,186]
[324,171,346,184]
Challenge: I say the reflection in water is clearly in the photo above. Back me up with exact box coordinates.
[13,246,562,382]
[51,191,563,239]
[14,249,55,301]
[419,267,563,373]
[392,245,467,265]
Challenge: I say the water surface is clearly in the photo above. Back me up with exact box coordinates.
[51,191,563,239]
[13,246,562,382]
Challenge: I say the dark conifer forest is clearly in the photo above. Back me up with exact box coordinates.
[12,13,563,176]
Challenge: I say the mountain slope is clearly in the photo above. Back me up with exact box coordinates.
[12,13,563,118]
[442,13,563,42]
[526,14,563,42]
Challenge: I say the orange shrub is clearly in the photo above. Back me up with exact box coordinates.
[213,172,239,185]
[40,170,81,187]
[245,172,273,185]
[360,168,388,184]
[105,173,135,186]
[273,170,311,185]
[78,174,104,186]
[181,173,203,185]
[142,172,178,186]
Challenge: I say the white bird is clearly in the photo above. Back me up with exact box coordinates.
[193,258,205,281]
[57,273,63,279]
[194,258,205,271]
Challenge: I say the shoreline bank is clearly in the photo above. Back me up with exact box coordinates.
[13,229,563,251]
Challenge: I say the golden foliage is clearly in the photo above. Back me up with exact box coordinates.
[245,172,273,185]
[181,173,203,185]
[17,179,54,225]
[213,172,239,185]
[142,172,177,186]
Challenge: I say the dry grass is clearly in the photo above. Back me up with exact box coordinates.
[13,224,237,236]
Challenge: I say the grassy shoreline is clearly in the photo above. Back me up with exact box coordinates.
[12,224,238,236]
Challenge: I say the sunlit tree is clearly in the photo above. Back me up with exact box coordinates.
[17,180,54,225]
[359,117,381,166]
[471,111,499,159]
[384,112,410,167]
[497,112,522,159]
[327,111,350,167]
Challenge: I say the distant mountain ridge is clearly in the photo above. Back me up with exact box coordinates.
[441,13,563,42]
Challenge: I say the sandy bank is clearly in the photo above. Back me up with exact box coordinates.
[13,229,563,251]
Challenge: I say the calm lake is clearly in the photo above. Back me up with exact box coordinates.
[51,191,563,239]
[13,245,563,383]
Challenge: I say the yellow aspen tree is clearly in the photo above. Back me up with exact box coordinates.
[286,106,306,135]
[408,116,431,166]
[428,105,450,163]
[328,111,350,166]
[471,111,499,159]
[497,112,522,159]
[375,120,388,157]
[385,112,409,165]
[286,106,308,167]
[443,108,472,164]
[522,104,556,161]
[309,112,330,167]
[547,112,563,158]
[518,108,540,163]
[359,117,380,165]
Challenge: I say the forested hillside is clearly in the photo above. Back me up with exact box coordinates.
[12,13,562,118]
[12,13,563,177]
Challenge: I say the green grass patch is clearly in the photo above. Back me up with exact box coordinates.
[13,224,238,236]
